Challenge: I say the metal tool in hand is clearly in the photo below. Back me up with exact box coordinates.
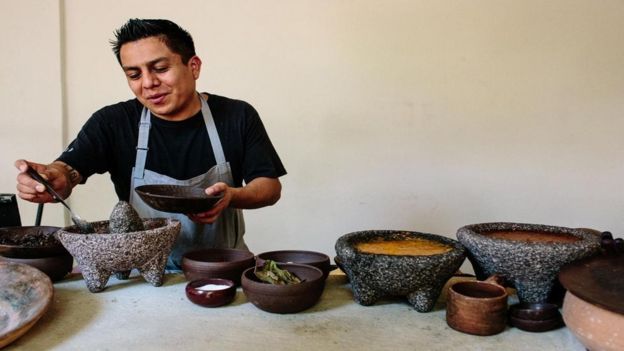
[25,166,95,233]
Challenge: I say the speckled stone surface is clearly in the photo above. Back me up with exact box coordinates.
[456,222,600,304]
[55,218,180,293]
[335,230,466,312]
[108,201,145,280]
[108,201,145,234]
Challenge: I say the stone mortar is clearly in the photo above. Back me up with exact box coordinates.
[335,230,466,312]
[56,218,180,293]
[456,222,600,304]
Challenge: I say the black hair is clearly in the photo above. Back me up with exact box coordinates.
[110,19,196,65]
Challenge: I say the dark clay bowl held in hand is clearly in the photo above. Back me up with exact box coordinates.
[185,278,236,307]
[182,248,255,286]
[256,250,333,279]
[335,230,466,312]
[134,184,223,214]
[241,263,325,314]
[0,226,66,258]
[456,222,600,304]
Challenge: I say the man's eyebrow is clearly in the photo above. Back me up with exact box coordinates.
[122,57,170,71]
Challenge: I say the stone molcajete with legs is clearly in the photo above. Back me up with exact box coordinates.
[456,222,600,304]
[55,201,180,292]
[335,230,466,312]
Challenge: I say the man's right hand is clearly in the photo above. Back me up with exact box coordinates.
[14,159,75,203]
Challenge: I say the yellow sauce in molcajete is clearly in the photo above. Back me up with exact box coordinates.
[355,238,452,256]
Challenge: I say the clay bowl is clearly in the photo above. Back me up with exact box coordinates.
[508,314,563,332]
[241,263,325,314]
[0,261,53,349]
[0,226,66,258]
[509,302,560,321]
[185,278,236,307]
[446,276,509,336]
[335,230,466,312]
[456,222,600,304]
[55,218,181,292]
[0,254,73,282]
[256,250,333,279]
[562,291,624,351]
[182,248,255,286]
[135,184,223,214]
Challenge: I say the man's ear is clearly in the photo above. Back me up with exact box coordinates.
[189,56,202,79]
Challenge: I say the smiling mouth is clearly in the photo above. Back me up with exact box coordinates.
[147,93,167,104]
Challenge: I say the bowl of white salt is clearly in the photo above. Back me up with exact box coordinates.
[185,278,236,307]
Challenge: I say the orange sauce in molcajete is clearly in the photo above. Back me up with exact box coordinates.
[355,238,452,256]
[484,231,581,243]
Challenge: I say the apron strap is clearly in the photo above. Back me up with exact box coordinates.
[133,93,227,179]
[133,107,151,179]
[199,94,226,164]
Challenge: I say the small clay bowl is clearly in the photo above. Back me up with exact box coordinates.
[0,226,66,258]
[509,302,560,321]
[256,250,333,279]
[182,248,255,286]
[0,254,73,282]
[241,263,325,314]
[509,314,563,332]
[135,184,223,214]
[185,278,236,307]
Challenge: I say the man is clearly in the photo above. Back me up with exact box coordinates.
[15,19,286,269]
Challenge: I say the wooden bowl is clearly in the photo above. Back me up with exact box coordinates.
[135,184,223,213]
[185,278,236,307]
[241,263,325,314]
[182,248,255,286]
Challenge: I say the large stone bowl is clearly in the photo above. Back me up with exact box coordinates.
[335,230,466,312]
[56,218,180,293]
[456,222,600,304]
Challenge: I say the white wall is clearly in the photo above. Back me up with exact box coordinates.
[2,1,623,267]
[0,1,65,226]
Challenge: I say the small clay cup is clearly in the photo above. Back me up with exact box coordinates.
[446,275,508,336]
[185,278,236,307]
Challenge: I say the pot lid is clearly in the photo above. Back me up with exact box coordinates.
[559,254,624,315]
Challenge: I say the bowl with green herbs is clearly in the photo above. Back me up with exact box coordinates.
[241,260,325,313]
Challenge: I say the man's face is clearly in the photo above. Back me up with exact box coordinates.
[120,36,201,121]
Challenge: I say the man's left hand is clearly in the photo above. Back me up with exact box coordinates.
[187,182,232,224]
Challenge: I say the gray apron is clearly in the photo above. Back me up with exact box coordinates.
[129,94,246,270]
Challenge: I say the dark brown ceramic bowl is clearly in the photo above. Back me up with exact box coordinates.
[134,185,223,214]
[242,263,325,314]
[0,253,73,282]
[509,314,563,332]
[0,226,66,258]
[185,278,236,307]
[182,248,255,286]
[256,250,334,279]
[509,302,560,321]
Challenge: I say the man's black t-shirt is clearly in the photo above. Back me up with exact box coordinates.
[57,93,286,201]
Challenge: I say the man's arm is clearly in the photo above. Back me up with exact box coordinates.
[15,159,82,203]
[187,177,282,224]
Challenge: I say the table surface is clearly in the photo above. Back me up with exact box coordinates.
[4,272,585,351]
